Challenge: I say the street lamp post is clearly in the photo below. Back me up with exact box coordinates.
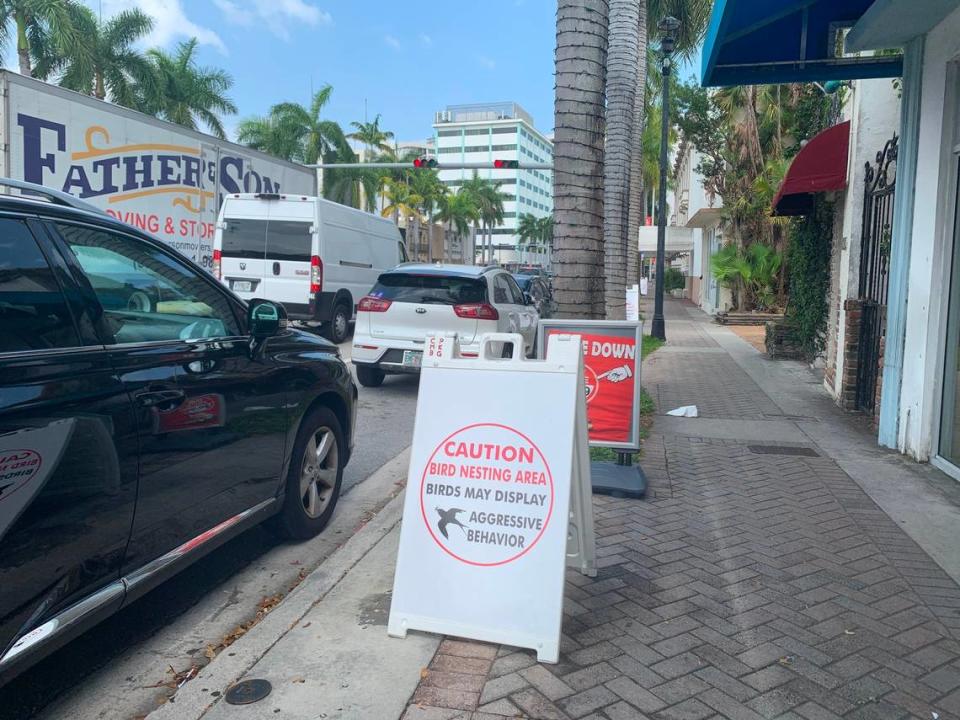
[651,16,680,342]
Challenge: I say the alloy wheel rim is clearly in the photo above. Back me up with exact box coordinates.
[299,427,338,518]
[335,311,348,338]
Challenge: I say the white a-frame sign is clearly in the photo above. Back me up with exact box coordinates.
[388,333,595,663]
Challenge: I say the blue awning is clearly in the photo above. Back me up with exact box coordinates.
[701,0,904,87]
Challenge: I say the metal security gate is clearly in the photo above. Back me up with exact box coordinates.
[856,135,898,413]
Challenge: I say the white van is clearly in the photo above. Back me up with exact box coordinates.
[212,193,408,342]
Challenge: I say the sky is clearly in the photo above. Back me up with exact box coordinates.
[73,0,561,143]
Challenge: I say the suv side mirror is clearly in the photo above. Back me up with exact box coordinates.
[248,299,287,338]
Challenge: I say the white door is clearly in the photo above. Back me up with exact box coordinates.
[220,214,268,300]
[494,274,538,352]
[259,214,314,307]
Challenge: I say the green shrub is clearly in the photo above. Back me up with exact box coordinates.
[663,267,686,292]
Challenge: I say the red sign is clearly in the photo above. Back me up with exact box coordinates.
[547,330,637,444]
[154,394,225,433]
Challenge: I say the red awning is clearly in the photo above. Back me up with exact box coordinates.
[772,120,851,216]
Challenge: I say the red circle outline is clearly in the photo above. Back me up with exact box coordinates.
[0,449,42,500]
[419,422,554,567]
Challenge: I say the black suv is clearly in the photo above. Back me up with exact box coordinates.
[0,181,357,683]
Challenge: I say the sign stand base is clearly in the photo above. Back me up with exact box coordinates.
[590,461,647,499]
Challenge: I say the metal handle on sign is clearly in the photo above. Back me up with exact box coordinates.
[479,333,525,361]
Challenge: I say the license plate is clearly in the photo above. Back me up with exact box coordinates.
[402,350,422,368]
[232,280,253,292]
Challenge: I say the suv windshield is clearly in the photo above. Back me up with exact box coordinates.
[370,273,487,305]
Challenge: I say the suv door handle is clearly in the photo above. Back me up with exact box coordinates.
[136,387,186,409]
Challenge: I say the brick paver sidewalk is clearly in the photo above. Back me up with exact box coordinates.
[402,298,960,720]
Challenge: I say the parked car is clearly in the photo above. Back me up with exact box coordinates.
[0,181,357,684]
[513,273,555,318]
[351,264,539,387]
[213,193,408,344]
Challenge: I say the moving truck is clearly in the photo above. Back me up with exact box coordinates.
[0,70,315,270]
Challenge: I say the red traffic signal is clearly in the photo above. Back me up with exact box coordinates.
[494,159,519,169]
[413,157,437,168]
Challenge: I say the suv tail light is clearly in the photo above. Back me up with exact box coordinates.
[212,249,222,280]
[454,303,499,320]
[358,295,392,313]
[310,255,323,294]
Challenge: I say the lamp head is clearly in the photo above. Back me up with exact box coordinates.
[658,16,680,55]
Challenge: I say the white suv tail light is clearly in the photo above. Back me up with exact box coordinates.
[454,303,499,320]
[358,295,392,312]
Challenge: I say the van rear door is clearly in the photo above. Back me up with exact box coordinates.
[259,207,314,310]
[220,204,267,300]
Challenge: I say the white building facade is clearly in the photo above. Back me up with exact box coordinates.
[846,4,960,471]
[433,102,553,264]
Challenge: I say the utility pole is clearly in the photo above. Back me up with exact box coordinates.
[652,16,680,342]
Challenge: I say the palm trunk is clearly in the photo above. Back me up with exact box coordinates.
[95,72,106,100]
[626,0,647,295]
[16,16,31,76]
[602,0,640,320]
[554,0,609,319]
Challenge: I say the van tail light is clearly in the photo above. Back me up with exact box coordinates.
[310,255,323,294]
[454,303,499,320]
[358,295,392,313]
[212,249,222,280]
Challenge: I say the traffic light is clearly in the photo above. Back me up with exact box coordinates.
[413,157,438,168]
[494,159,519,169]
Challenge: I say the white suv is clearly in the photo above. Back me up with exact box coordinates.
[351,264,539,386]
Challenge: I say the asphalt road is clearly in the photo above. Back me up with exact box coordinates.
[0,340,420,720]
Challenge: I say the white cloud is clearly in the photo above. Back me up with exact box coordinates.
[97,0,227,54]
[212,0,331,40]
[418,33,432,47]
[385,34,402,50]
[477,55,496,70]
[213,0,254,26]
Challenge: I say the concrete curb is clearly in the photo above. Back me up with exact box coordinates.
[147,450,410,720]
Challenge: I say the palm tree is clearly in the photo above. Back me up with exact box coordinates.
[347,114,394,158]
[603,0,641,319]
[459,173,509,265]
[380,178,423,225]
[537,214,554,266]
[436,190,479,263]
[238,85,347,164]
[34,5,154,108]
[142,38,237,139]
[517,213,540,263]
[553,0,609,319]
[0,0,87,77]
[408,168,448,261]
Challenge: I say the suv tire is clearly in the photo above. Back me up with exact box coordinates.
[324,302,351,344]
[355,365,385,388]
[272,406,344,540]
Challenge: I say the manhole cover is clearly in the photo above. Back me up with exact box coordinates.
[225,679,272,705]
[747,445,820,457]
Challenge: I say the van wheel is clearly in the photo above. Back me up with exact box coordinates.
[272,406,344,540]
[356,365,385,388]
[324,303,351,344]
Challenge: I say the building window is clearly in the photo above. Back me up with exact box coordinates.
[437,130,461,138]
[492,126,515,135]
[439,147,461,154]
[490,144,517,152]
[464,128,489,136]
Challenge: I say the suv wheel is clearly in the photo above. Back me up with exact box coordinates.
[324,303,350,344]
[355,365,385,388]
[273,406,344,539]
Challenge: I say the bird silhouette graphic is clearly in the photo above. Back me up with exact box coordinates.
[435,507,468,539]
